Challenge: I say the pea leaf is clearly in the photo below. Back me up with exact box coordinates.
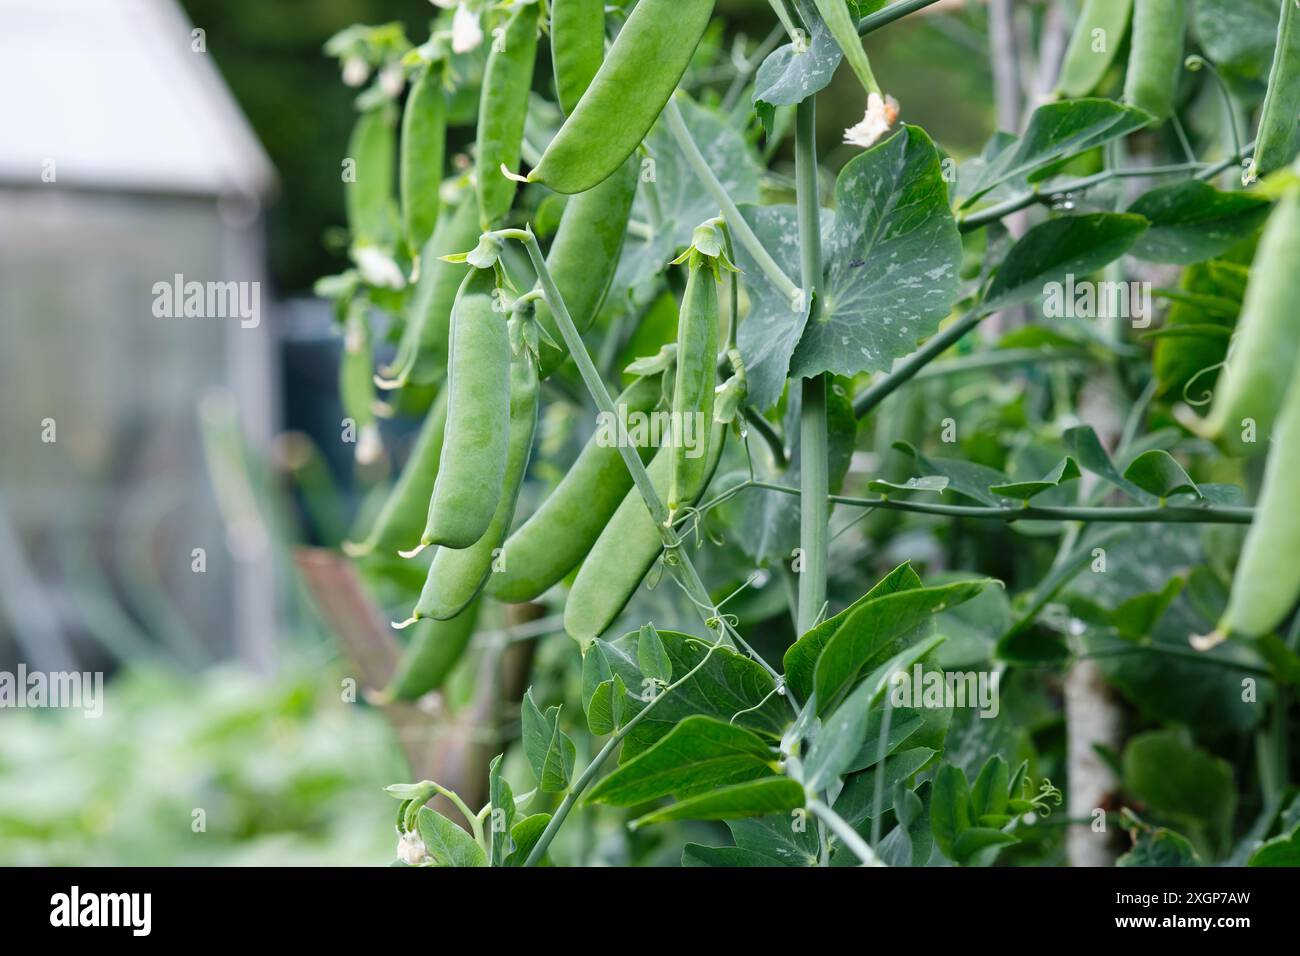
[1122,449,1201,499]
[586,674,628,736]
[588,716,778,806]
[580,644,613,712]
[930,763,973,860]
[988,456,1081,500]
[520,689,576,793]
[1118,814,1204,867]
[1127,181,1271,264]
[1193,0,1285,80]
[1110,576,1186,641]
[784,561,925,703]
[502,813,552,867]
[416,807,487,868]
[892,441,1010,506]
[832,747,937,826]
[753,0,842,107]
[981,213,1149,314]
[963,99,1153,206]
[1248,826,1300,867]
[637,624,672,684]
[1122,729,1236,859]
[632,777,806,827]
[487,754,516,866]
[970,754,1010,820]
[682,844,792,866]
[788,125,963,387]
[727,815,821,866]
[952,827,1019,865]
[1063,424,1155,503]
[868,476,950,495]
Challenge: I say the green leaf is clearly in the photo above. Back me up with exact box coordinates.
[605,631,788,758]
[1118,812,1204,867]
[1122,450,1201,499]
[1111,576,1185,641]
[727,815,821,866]
[632,777,806,827]
[813,580,993,713]
[487,755,516,867]
[1127,181,1271,264]
[988,457,1081,500]
[952,827,1019,865]
[981,213,1149,314]
[1248,826,1300,866]
[784,561,923,702]
[502,813,552,866]
[415,807,487,868]
[520,689,576,793]
[588,716,778,806]
[682,844,791,866]
[892,441,1011,506]
[867,476,950,495]
[580,644,613,713]
[1123,729,1236,859]
[878,782,931,867]
[970,754,1010,819]
[802,677,876,792]
[843,708,925,774]
[1153,260,1246,400]
[753,0,842,106]
[1063,425,1156,503]
[832,747,937,826]
[964,99,1152,206]
[930,764,972,860]
[637,624,672,684]
[586,674,628,736]
[1193,0,1285,80]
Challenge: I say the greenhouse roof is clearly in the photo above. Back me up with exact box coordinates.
[0,0,275,198]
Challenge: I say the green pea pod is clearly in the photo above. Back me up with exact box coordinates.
[1056,0,1133,98]
[412,351,539,621]
[1249,0,1300,182]
[419,268,511,549]
[564,422,726,647]
[1223,324,1300,636]
[340,302,380,463]
[551,0,605,115]
[344,389,449,558]
[1122,0,1187,122]
[667,259,718,515]
[489,375,662,603]
[476,2,540,228]
[346,105,397,245]
[527,0,715,194]
[534,156,639,377]
[386,596,481,700]
[1205,190,1300,456]
[380,198,481,389]
[400,58,448,258]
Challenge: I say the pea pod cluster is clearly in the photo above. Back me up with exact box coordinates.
[476,1,540,228]
[1249,0,1300,182]
[416,267,512,550]
[1204,190,1300,457]
[527,0,716,194]
[1123,0,1187,122]
[1057,0,1133,98]
[489,374,662,604]
[411,348,540,621]
[564,422,727,647]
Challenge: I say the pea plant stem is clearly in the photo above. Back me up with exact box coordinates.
[853,310,985,418]
[522,641,728,866]
[857,0,946,35]
[663,97,801,305]
[806,797,884,865]
[794,98,828,635]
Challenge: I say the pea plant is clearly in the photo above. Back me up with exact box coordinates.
[313,0,1300,867]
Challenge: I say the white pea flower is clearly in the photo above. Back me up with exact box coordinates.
[342,56,370,88]
[397,829,428,866]
[844,92,901,149]
[357,422,383,466]
[451,4,484,54]
[379,61,405,98]
[355,247,407,290]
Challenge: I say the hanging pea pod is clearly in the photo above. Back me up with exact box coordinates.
[489,374,662,604]
[340,300,382,464]
[1056,0,1133,98]
[1122,0,1187,122]
[408,347,540,622]
[416,267,512,550]
[533,155,639,377]
[564,422,727,647]
[812,0,881,96]
[379,196,480,389]
[385,596,482,700]
[1248,0,1300,182]
[476,1,540,227]
[527,0,715,194]
[667,254,719,517]
[345,104,398,246]
[344,389,449,558]
[551,0,605,115]
[400,57,448,258]
[1204,190,1300,456]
